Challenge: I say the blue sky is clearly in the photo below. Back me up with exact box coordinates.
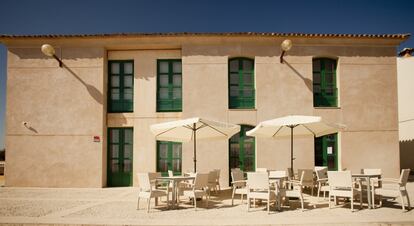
[0,0,413,149]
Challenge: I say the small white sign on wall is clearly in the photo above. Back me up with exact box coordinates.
[327,146,333,155]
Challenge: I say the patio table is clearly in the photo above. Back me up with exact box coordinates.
[352,173,381,209]
[156,176,195,208]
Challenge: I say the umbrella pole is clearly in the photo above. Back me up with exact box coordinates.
[193,124,197,172]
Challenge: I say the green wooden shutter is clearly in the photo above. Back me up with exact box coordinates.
[313,58,337,107]
[157,59,182,112]
[108,61,134,112]
[229,58,255,109]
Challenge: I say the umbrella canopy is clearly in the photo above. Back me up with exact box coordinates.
[150,117,240,172]
[246,115,345,171]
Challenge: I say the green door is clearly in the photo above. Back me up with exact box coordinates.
[107,128,133,187]
[229,125,255,183]
[315,133,338,170]
[157,141,182,176]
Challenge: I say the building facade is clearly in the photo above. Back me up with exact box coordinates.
[397,48,414,173]
[0,33,408,187]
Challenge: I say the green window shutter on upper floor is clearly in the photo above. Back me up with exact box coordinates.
[157,59,182,112]
[313,58,338,107]
[108,60,134,112]
[228,58,255,109]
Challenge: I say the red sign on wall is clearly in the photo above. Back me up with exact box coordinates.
[93,136,100,142]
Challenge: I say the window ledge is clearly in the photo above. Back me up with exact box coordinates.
[314,107,341,110]
[155,112,183,118]
[228,109,257,111]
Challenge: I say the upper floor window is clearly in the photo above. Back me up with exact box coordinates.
[108,61,134,112]
[313,58,337,107]
[157,59,182,112]
[228,58,255,109]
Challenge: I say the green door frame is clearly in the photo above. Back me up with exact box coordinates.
[107,127,133,187]
[315,133,338,170]
[229,125,255,184]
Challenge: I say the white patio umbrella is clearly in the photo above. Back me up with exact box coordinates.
[150,117,241,172]
[246,115,345,171]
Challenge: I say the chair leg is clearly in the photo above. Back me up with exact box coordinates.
[317,185,321,200]
[267,198,270,214]
[300,193,304,211]
[147,198,151,213]
[406,192,411,210]
[206,193,209,209]
[329,195,332,209]
[400,192,406,211]
[311,186,314,196]
[359,192,362,209]
[231,187,235,206]
[137,196,140,210]
[241,194,244,203]
[247,196,250,212]
[194,196,197,211]
[351,196,354,212]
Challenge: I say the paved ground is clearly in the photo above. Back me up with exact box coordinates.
[0,179,413,226]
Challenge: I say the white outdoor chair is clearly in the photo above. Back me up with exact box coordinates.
[281,170,305,211]
[137,173,169,212]
[327,171,362,212]
[371,169,411,211]
[231,169,247,205]
[315,167,329,200]
[182,173,210,210]
[207,169,221,193]
[297,169,315,196]
[256,168,268,172]
[247,172,278,214]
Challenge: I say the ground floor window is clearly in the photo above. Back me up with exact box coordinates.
[229,125,255,183]
[157,141,182,176]
[107,127,133,187]
[315,133,338,170]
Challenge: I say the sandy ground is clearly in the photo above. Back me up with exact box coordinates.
[0,181,413,226]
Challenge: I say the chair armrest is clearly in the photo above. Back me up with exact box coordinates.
[180,181,194,187]
[286,180,302,186]
[379,178,399,182]
[317,178,328,183]
[231,180,246,184]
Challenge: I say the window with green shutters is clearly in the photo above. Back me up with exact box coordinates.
[108,61,134,112]
[157,141,182,176]
[157,59,182,112]
[228,58,255,109]
[313,58,338,107]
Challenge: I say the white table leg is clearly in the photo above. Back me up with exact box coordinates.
[366,177,372,209]
[172,180,177,208]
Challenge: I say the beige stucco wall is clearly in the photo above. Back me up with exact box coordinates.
[2,35,403,187]
[397,56,414,172]
[5,47,106,187]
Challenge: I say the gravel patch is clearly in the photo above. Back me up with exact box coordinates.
[0,200,90,217]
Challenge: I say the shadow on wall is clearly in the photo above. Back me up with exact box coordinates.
[400,139,414,176]
[283,60,313,92]
[62,64,103,105]
[9,48,103,105]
